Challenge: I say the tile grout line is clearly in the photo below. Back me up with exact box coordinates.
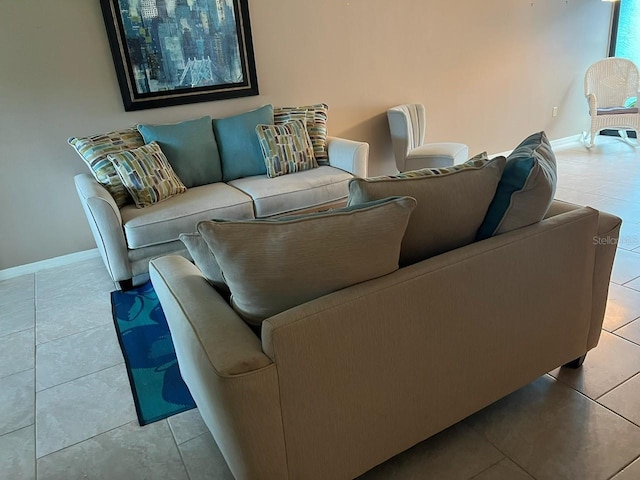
[607,453,640,480]
[606,315,640,335]
[34,322,115,348]
[35,419,139,463]
[35,361,126,395]
[463,421,539,480]
[594,370,640,404]
[0,422,35,441]
[609,326,640,347]
[0,329,36,382]
[465,457,508,480]
[171,424,195,480]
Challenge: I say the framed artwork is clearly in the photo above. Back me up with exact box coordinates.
[100,0,259,111]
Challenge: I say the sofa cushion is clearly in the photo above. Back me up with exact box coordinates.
[348,154,506,266]
[197,196,417,325]
[137,116,222,188]
[228,166,352,218]
[256,120,318,178]
[476,131,557,240]
[213,105,274,182]
[107,142,187,208]
[274,103,329,165]
[68,127,143,208]
[121,182,254,248]
[179,233,228,293]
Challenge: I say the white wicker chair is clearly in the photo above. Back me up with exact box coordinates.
[584,57,640,147]
[387,104,468,172]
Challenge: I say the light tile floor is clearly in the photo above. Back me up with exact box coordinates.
[2,136,640,479]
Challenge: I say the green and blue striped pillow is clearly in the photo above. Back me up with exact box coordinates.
[68,128,144,207]
[107,142,187,208]
[274,103,329,165]
[255,120,318,178]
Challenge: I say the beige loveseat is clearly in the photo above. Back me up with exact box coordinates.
[149,199,620,480]
[74,136,368,289]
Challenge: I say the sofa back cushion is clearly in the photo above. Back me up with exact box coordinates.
[179,233,229,294]
[476,131,557,240]
[213,105,274,181]
[137,116,222,188]
[197,196,417,325]
[348,154,506,266]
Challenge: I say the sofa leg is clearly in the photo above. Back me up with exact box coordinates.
[562,354,587,369]
[118,279,134,291]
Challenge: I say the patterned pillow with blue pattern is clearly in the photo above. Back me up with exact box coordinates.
[256,120,318,178]
[68,128,144,208]
[107,142,186,208]
[274,103,329,165]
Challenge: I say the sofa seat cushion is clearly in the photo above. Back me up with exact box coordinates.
[121,182,254,249]
[228,166,353,218]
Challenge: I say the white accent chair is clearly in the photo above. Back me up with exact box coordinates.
[387,104,469,172]
[584,57,640,147]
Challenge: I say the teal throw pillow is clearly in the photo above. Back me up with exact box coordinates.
[476,131,557,240]
[213,104,274,181]
[137,116,222,188]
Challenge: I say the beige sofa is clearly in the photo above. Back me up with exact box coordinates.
[149,200,620,480]
[75,136,368,289]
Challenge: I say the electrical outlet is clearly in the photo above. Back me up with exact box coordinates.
[552,106,558,117]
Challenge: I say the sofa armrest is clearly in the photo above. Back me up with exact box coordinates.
[150,256,288,479]
[150,255,272,376]
[589,208,622,348]
[74,173,131,282]
[546,199,621,348]
[326,136,369,177]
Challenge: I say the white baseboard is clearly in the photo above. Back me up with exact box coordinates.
[491,134,583,158]
[0,249,100,282]
[550,134,583,150]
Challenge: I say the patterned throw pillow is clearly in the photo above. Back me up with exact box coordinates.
[348,153,506,266]
[255,120,318,178]
[68,128,144,208]
[274,103,329,165]
[107,142,187,208]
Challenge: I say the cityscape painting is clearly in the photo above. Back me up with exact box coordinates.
[100,0,258,111]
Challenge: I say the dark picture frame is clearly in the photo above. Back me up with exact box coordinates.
[100,0,259,111]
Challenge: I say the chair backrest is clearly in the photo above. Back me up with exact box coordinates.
[584,57,640,108]
[387,104,426,172]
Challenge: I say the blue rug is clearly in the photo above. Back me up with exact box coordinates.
[111,281,196,426]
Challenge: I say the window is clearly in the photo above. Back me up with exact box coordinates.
[611,0,640,64]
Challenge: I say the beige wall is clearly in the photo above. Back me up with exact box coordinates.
[0,0,611,270]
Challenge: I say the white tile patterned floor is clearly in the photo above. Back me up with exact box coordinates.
[2,135,640,479]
